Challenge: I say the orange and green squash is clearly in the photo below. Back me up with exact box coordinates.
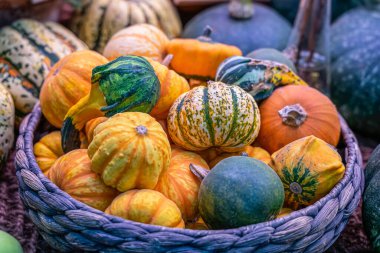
[0,85,14,168]
[33,131,64,175]
[167,81,260,152]
[191,156,284,229]
[257,85,341,154]
[88,112,171,192]
[40,50,108,128]
[84,117,107,144]
[105,189,185,228]
[61,56,160,152]
[48,149,119,211]
[271,135,345,210]
[246,48,296,72]
[166,27,242,81]
[155,147,209,222]
[103,24,169,62]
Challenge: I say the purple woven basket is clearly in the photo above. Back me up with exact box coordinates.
[15,103,364,253]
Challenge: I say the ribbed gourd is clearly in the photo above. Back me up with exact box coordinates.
[0,19,87,116]
[0,85,14,168]
[167,81,260,152]
[88,112,171,192]
[61,56,160,152]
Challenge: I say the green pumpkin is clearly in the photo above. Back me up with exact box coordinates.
[0,85,14,169]
[363,145,380,252]
[61,56,160,152]
[191,156,284,229]
[0,19,87,116]
[331,7,380,139]
[215,56,307,101]
[246,48,296,73]
[0,231,23,253]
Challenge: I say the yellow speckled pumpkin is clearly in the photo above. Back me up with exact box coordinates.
[209,146,271,168]
[271,135,345,210]
[33,131,64,175]
[167,81,260,152]
[146,57,190,120]
[40,50,108,128]
[48,149,119,211]
[155,147,209,222]
[105,189,185,228]
[103,24,169,62]
[88,112,171,192]
[84,116,107,144]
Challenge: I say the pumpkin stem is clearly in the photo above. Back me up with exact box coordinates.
[197,26,214,43]
[278,104,308,127]
[189,163,209,181]
[229,0,254,20]
[136,125,148,135]
[161,54,173,67]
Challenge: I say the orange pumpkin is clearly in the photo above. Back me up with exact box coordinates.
[103,24,169,62]
[257,85,341,154]
[195,148,222,164]
[84,117,107,144]
[155,147,209,221]
[146,56,190,120]
[209,146,271,168]
[33,131,64,175]
[40,50,108,128]
[105,189,185,228]
[48,149,119,211]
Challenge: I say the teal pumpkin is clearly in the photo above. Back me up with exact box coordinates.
[191,156,284,229]
[216,56,307,101]
[0,85,14,168]
[0,19,87,116]
[61,56,160,152]
[363,145,380,252]
[331,7,380,139]
[246,48,296,73]
[182,1,291,55]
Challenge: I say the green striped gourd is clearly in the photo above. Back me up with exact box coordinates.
[61,56,160,152]
[0,19,87,116]
[0,85,14,168]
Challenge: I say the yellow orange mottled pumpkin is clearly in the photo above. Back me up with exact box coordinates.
[146,57,190,120]
[103,24,169,62]
[155,147,209,221]
[105,189,185,228]
[33,131,64,175]
[48,149,118,211]
[88,112,171,192]
[271,135,345,210]
[40,50,108,128]
[209,146,271,168]
[84,117,107,144]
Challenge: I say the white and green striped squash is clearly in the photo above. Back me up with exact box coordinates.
[0,19,87,116]
[167,81,260,152]
[0,85,14,168]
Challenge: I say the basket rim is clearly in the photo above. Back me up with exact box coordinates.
[18,102,362,236]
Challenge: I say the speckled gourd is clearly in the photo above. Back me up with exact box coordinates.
[0,85,14,168]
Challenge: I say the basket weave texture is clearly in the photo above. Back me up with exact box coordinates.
[15,103,364,253]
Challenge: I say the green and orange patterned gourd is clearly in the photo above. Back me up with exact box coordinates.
[271,136,345,210]
[0,85,14,168]
[88,112,171,192]
[0,19,87,116]
[61,56,160,152]
[105,189,185,228]
[167,81,260,152]
[216,56,307,101]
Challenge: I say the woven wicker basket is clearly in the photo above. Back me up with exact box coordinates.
[15,103,363,253]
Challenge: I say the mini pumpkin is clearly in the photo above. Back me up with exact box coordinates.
[84,117,107,144]
[33,131,64,175]
[105,189,184,228]
[103,24,169,62]
[257,85,341,154]
[88,112,171,192]
[155,147,209,222]
[166,27,242,81]
[168,81,260,152]
[40,50,108,128]
[271,135,345,210]
[48,149,119,211]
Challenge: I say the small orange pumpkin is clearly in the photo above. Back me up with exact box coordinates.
[105,189,185,228]
[33,131,64,175]
[103,24,170,62]
[48,149,119,211]
[155,147,209,221]
[84,117,107,144]
[40,50,108,128]
[257,85,341,154]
